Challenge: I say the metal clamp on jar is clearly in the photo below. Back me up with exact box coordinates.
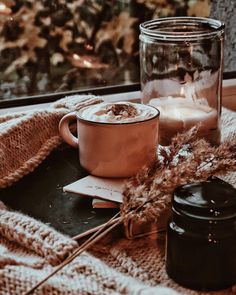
[166,177,236,291]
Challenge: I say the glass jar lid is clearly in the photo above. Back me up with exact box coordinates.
[173,177,236,220]
[140,17,225,42]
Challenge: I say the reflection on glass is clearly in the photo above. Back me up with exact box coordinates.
[140,18,224,145]
[0,0,209,100]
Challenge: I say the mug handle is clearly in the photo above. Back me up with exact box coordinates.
[59,112,78,148]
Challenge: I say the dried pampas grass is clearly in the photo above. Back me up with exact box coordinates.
[121,126,236,225]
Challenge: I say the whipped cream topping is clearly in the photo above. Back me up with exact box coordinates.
[78,102,158,123]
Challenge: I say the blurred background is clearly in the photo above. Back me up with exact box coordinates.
[0,0,233,102]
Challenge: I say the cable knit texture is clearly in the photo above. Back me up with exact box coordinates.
[0,206,236,295]
[0,209,181,295]
[220,108,236,187]
[0,95,103,188]
[0,99,235,294]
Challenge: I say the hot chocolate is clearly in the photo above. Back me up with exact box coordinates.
[59,102,160,177]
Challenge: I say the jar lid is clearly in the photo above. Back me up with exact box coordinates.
[173,177,236,220]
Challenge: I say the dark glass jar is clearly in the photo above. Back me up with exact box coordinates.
[166,177,236,291]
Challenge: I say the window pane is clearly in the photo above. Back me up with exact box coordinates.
[0,0,221,102]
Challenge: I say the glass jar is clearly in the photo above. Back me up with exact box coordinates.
[166,177,236,291]
[140,17,225,146]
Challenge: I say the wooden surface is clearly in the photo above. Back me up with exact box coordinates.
[0,145,119,237]
[222,79,236,111]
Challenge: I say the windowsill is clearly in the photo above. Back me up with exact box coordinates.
[0,79,235,115]
[222,78,236,111]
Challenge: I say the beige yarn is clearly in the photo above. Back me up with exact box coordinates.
[0,95,103,188]
[0,100,235,294]
[0,207,235,295]
[0,208,180,295]
[220,108,236,188]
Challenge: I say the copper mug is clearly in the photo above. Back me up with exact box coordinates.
[59,102,160,178]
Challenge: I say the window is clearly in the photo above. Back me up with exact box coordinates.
[0,0,234,106]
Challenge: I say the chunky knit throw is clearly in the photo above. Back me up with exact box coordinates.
[0,96,235,294]
[220,108,236,188]
[0,95,103,188]
[0,200,236,295]
[0,203,180,295]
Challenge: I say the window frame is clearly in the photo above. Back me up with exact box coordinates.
[0,71,236,109]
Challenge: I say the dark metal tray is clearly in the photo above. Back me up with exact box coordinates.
[0,145,118,237]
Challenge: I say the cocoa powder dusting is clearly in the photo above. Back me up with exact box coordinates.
[109,104,138,117]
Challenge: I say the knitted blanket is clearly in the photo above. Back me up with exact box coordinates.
[0,95,103,188]
[0,201,235,295]
[0,202,179,295]
[0,97,236,294]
